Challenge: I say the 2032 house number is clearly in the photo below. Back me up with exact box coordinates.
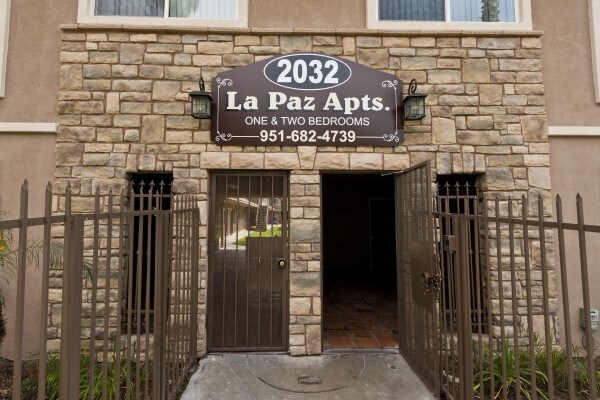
[275,59,339,85]
[263,54,351,90]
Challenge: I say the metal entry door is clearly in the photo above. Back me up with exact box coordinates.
[395,161,440,393]
[208,173,289,351]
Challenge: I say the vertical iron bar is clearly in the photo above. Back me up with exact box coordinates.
[435,189,448,395]
[207,178,215,352]
[115,189,126,399]
[144,185,155,399]
[222,179,228,348]
[12,181,28,400]
[153,211,168,400]
[166,192,175,399]
[37,182,52,400]
[246,176,251,347]
[472,192,485,400]
[135,185,146,398]
[234,178,240,348]
[59,214,84,400]
[88,188,101,400]
[508,198,521,400]
[483,197,495,399]
[125,185,135,400]
[187,195,193,366]
[460,215,474,400]
[576,194,597,399]
[538,195,555,400]
[522,196,538,400]
[175,194,184,388]
[282,174,289,348]
[258,176,264,348]
[181,195,188,372]
[172,195,179,389]
[445,187,457,395]
[180,194,191,368]
[191,196,199,362]
[102,190,113,400]
[269,177,274,348]
[495,195,508,400]
[555,195,575,398]
[182,195,188,370]
[425,163,440,396]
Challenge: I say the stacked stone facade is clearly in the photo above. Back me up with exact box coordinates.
[54,25,551,355]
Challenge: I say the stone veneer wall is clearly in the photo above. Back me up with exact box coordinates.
[54,25,552,356]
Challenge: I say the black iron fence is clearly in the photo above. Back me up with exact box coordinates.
[435,188,600,400]
[0,181,199,400]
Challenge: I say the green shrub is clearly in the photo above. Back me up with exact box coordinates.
[474,333,600,400]
[235,226,282,246]
[22,349,152,400]
[474,336,548,400]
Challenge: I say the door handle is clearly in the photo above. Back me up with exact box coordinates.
[278,259,286,269]
[422,272,441,294]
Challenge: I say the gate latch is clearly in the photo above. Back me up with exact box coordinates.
[443,235,457,252]
[422,272,441,294]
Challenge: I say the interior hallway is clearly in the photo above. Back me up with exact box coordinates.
[323,280,399,350]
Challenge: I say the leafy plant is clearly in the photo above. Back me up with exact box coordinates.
[0,221,46,347]
[474,333,600,400]
[22,348,152,400]
[0,224,46,304]
[474,336,549,400]
[0,215,92,348]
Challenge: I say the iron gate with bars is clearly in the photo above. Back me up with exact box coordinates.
[395,161,440,393]
[1,181,199,400]
[208,172,289,351]
[396,162,599,399]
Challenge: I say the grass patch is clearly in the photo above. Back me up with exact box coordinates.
[235,226,282,247]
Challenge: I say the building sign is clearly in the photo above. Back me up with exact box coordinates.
[211,53,404,146]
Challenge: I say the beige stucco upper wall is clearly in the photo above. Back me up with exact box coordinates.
[532,0,600,126]
[0,0,77,123]
[250,0,366,30]
[3,0,599,127]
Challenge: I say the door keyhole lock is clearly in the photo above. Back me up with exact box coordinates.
[278,259,286,269]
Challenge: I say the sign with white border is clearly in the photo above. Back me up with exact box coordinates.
[211,53,404,146]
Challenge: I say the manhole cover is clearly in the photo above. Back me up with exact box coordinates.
[298,376,322,385]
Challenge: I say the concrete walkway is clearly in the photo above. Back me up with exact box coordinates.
[180,352,436,400]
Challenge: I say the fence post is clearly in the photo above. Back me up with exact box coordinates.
[59,215,84,400]
[12,181,29,400]
[457,215,474,400]
[153,211,169,400]
[190,206,199,359]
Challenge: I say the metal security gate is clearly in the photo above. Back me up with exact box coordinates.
[1,181,199,400]
[395,161,440,393]
[208,172,289,351]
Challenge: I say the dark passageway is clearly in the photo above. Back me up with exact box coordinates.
[321,173,398,350]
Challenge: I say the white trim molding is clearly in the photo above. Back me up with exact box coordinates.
[548,126,600,137]
[367,0,532,31]
[0,0,11,98]
[589,0,600,103]
[0,122,57,133]
[77,0,248,28]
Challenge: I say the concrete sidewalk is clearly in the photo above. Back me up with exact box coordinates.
[180,352,436,399]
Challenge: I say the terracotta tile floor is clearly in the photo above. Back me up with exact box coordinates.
[323,281,399,350]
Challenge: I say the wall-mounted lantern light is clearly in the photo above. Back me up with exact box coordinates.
[402,79,427,121]
[189,77,213,119]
